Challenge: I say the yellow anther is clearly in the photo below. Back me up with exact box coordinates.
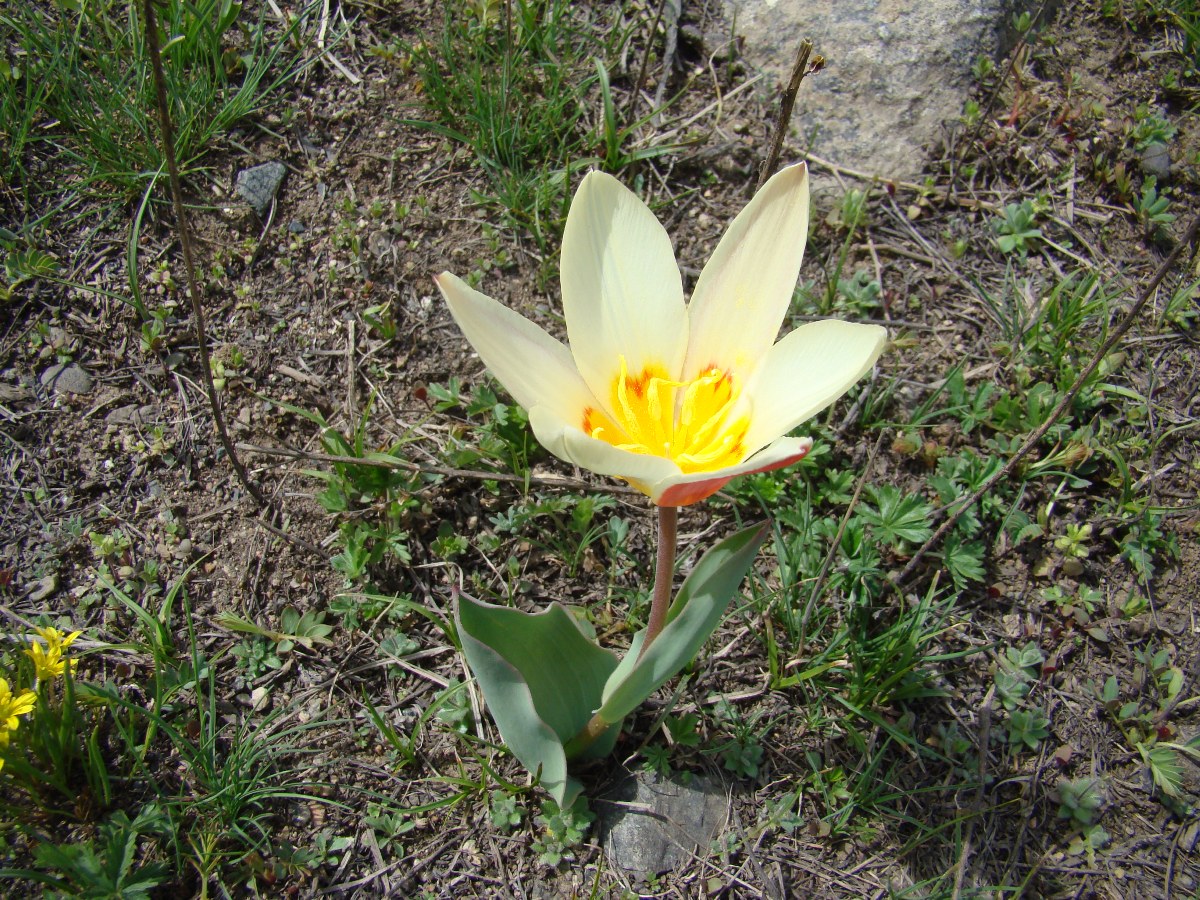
[582,359,749,474]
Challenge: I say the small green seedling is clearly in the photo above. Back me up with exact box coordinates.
[1056,776,1105,827]
[488,791,523,832]
[215,607,334,653]
[363,802,416,852]
[1134,176,1174,232]
[993,200,1042,255]
[995,644,1044,710]
[531,799,594,867]
[1005,708,1051,750]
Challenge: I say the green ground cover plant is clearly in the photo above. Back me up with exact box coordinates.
[0,0,314,202]
[1,0,1198,896]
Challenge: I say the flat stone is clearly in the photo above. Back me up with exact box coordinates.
[40,362,93,395]
[235,161,287,217]
[105,403,158,426]
[598,771,729,877]
[727,0,1048,179]
[27,573,58,603]
[1139,142,1171,181]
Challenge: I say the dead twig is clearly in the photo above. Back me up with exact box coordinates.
[235,441,641,496]
[757,38,815,191]
[631,0,671,112]
[143,0,267,510]
[953,684,995,900]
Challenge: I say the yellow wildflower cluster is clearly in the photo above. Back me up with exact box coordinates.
[0,677,36,772]
[0,627,83,773]
[25,626,81,683]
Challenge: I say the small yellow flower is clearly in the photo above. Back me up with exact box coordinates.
[25,627,81,681]
[33,626,81,652]
[0,677,36,732]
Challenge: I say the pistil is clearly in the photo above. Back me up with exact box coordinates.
[582,358,750,473]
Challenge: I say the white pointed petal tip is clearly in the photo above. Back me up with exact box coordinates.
[435,272,593,421]
[743,321,887,454]
[561,170,686,400]
[683,162,812,382]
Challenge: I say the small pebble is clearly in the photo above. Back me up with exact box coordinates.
[27,574,59,603]
[40,362,94,395]
[1139,142,1171,181]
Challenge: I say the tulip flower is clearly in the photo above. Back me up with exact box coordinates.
[435,162,886,506]
[437,165,889,808]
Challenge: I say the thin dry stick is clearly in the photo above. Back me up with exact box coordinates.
[630,0,670,110]
[236,441,641,496]
[952,683,994,900]
[894,212,1200,589]
[649,0,682,117]
[756,38,814,191]
[143,0,266,509]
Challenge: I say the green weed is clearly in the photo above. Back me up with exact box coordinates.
[531,797,594,866]
[407,0,626,254]
[1055,776,1106,828]
[993,200,1042,255]
[0,0,317,200]
[22,804,172,899]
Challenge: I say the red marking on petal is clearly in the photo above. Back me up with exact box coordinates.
[655,444,812,507]
[656,476,735,507]
[751,445,812,473]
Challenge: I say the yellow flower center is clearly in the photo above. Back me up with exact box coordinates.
[582,357,750,473]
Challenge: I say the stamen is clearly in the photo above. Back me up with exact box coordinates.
[583,359,750,474]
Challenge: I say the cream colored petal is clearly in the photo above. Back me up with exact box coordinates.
[649,436,813,506]
[560,171,688,407]
[436,273,595,421]
[683,163,810,384]
[529,407,681,493]
[742,320,887,454]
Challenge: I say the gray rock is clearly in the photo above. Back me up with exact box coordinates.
[27,573,58,602]
[599,771,729,877]
[235,161,287,217]
[40,362,93,395]
[726,0,1052,179]
[105,403,158,426]
[1139,142,1171,181]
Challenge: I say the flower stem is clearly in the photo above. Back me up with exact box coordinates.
[639,504,678,661]
[563,504,679,759]
[562,713,612,760]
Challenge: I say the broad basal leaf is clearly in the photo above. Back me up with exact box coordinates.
[456,592,620,808]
